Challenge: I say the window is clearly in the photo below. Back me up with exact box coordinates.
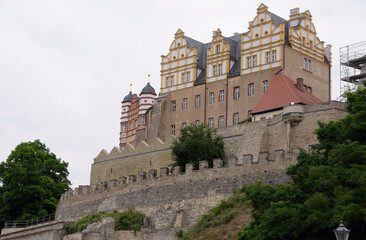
[247,56,251,68]
[140,116,145,125]
[302,37,306,46]
[182,98,187,110]
[171,100,176,112]
[219,90,225,102]
[266,52,270,64]
[248,110,252,118]
[253,55,257,67]
[309,40,313,50]
[165,77,169,87]
[213,65,217,76]
[195,95,200,108]
[308,59,311,70]
[216,45,220,54]
[170,75,175,86]
[195,120,200,126]
[218,64,223,75]
[209,117,214,129]
[234,87,240,100]
[304,58,308,69]
[262,80,268,93]
[233,113,239,125]
[182,122,187,129]
[304,58,311,71]
[248,83,254,96]
[130,121,133,130]
[171,125,175,136]
[181,73,186,83]
[122,123,127,132]
[209,92,214,104]
[157,100,161,113]
[272,50,277,62]
[219,116,224,128]
[307,86,312,93]
[187,71,191,82]
[135,119,138,128]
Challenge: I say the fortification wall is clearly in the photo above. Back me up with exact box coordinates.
[55,101,347,236]
[0,221,64,240]
[90,101,347,186]
[57,155,296,227]
[91,138,172,185]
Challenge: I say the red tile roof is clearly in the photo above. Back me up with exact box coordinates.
[251,74,321,114]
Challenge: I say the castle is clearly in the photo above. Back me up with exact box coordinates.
[0,4,345,240]
[119,3,331,150]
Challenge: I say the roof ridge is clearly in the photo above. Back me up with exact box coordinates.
[280,74,301,102]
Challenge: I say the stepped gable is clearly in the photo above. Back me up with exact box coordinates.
[122,91,133,102]
[252,74,321,114]
[140,82,156,95]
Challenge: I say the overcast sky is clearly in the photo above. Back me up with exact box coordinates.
[0,0,365,188]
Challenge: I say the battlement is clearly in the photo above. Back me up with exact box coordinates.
[59,148,300,205]
[94,138,171,163]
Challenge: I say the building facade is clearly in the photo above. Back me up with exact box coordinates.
[120,4,332,147]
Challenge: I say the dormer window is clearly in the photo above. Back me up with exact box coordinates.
[216,45,220,54]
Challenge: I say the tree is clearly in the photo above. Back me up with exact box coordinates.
[0,140,70,226]
[237,82,366,240]
[171,124,225,171]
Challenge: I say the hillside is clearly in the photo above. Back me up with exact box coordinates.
[177,191,251,240]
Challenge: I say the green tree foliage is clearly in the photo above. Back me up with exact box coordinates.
[171,124,225,171]
[63,209,145,235]
[0,140,70,226]
[237,83,366,240]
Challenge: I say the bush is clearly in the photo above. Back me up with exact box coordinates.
[63,209,145,235]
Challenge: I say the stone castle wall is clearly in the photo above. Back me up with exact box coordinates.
[57,156,295,225]
[90,101,347,185]
[54,101,347,237]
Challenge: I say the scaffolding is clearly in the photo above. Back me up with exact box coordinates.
[338,41,366,101]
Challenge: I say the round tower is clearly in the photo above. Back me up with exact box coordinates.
[138,76,157,128]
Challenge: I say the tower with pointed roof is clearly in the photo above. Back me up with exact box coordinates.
[120,79,157,149]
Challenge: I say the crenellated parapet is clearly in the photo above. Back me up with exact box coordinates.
[59,148,302,205]
[91,138,173,185]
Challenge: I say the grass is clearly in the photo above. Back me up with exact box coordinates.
[63,209,145,235]
[177,191,251,240]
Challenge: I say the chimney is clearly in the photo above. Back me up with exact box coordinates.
[296,78,304,90]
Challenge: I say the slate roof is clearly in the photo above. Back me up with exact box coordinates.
[122,91,133,102]
[141,82,156,95]
[227,59,241,78]
[251,74,321,114]
[268,11,288,26]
